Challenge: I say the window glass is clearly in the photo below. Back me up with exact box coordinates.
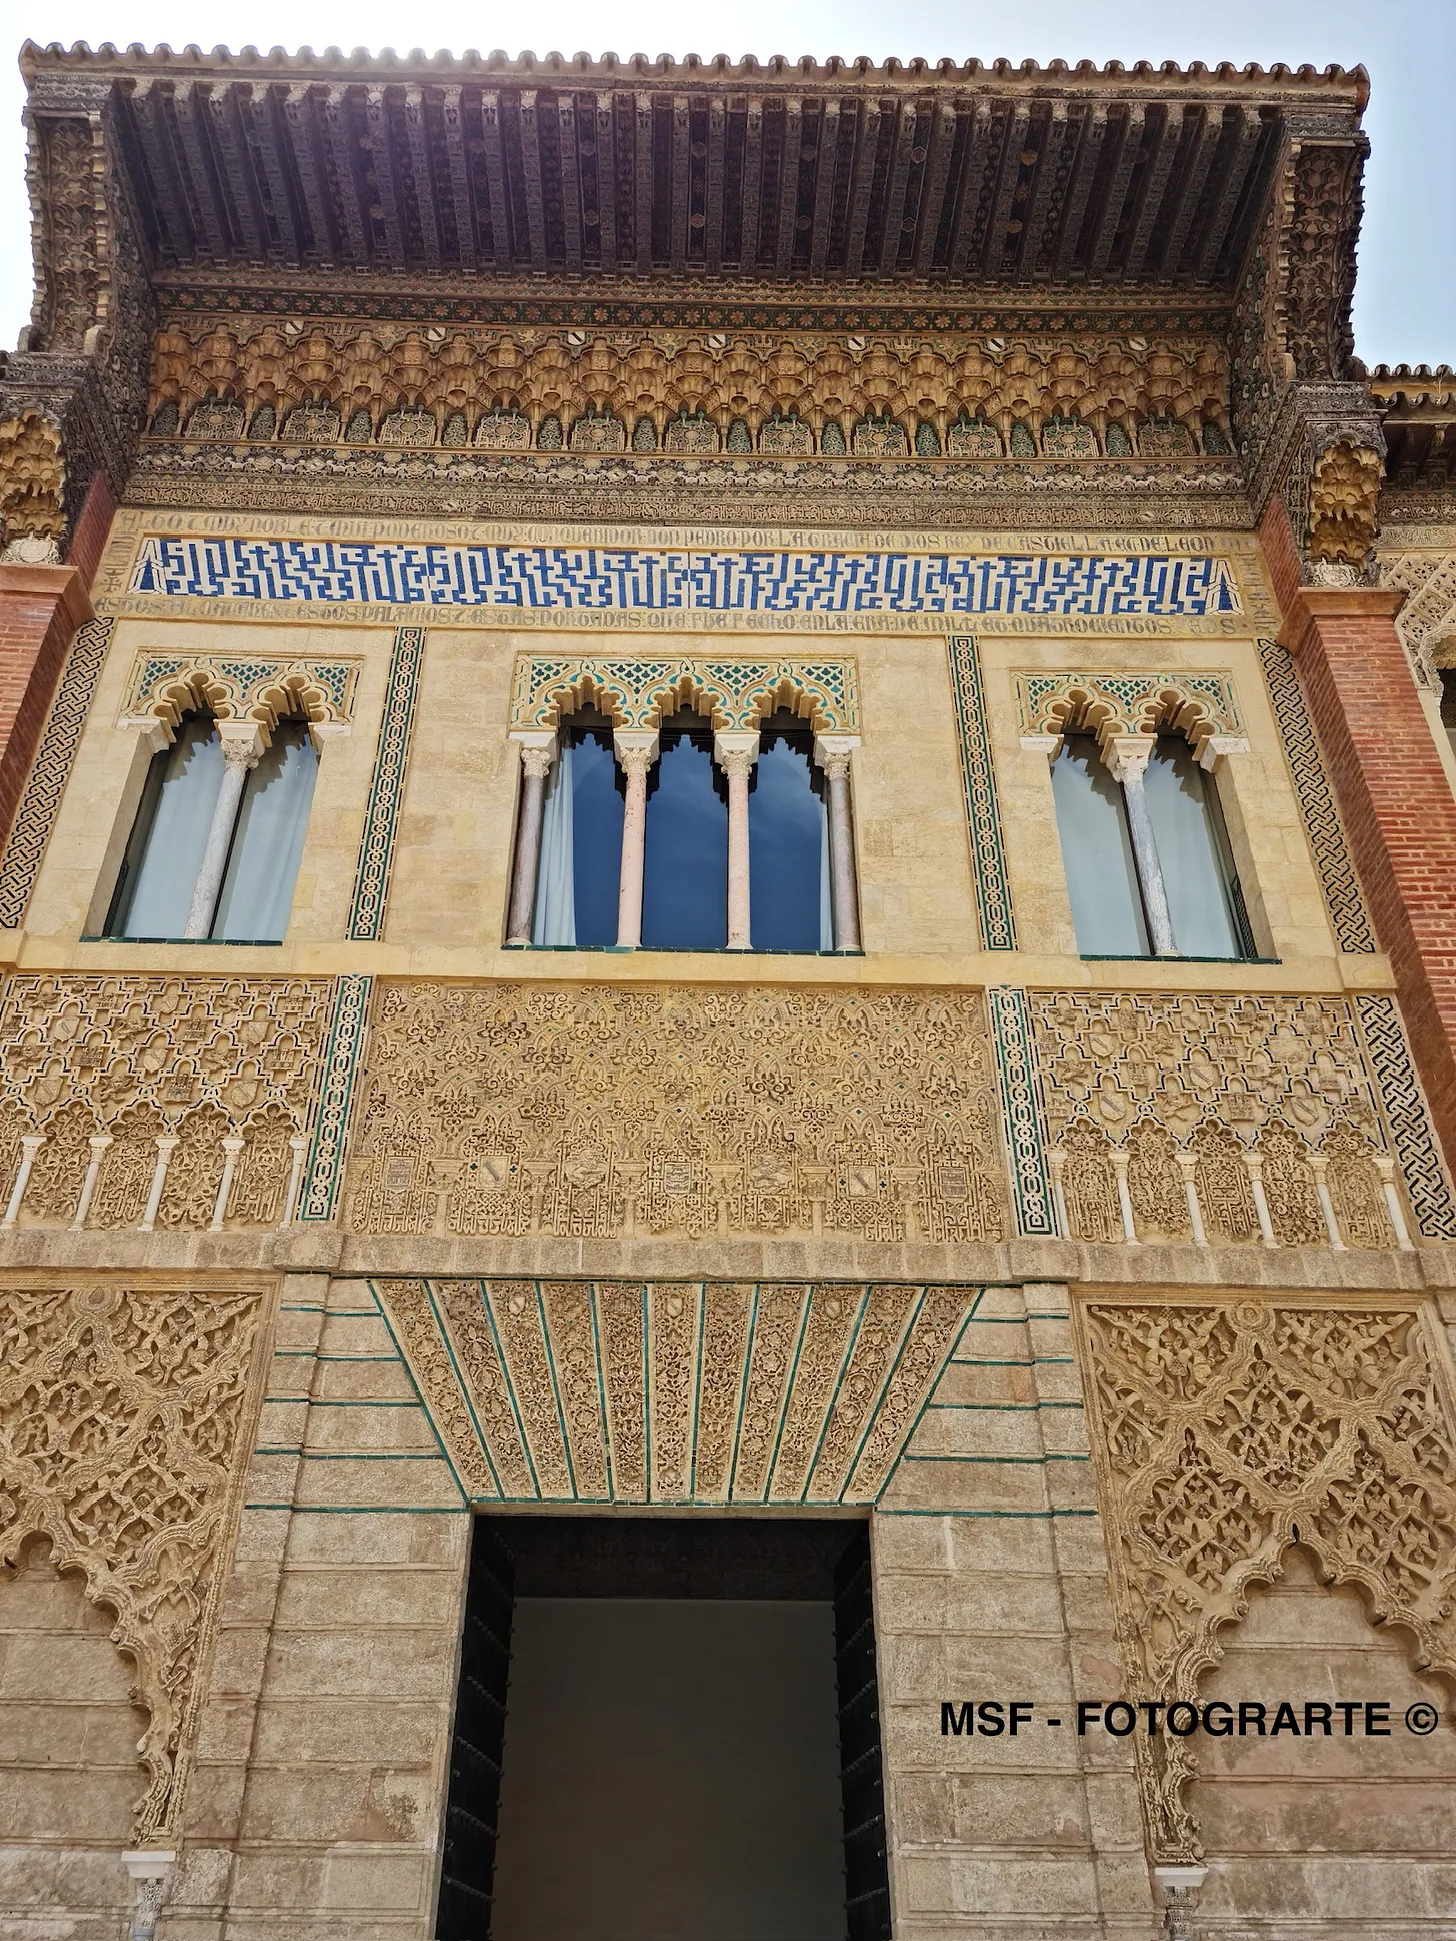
[1050,734,1148,955]
[1141,735,1242,959]
[212,721,319,941]
[642,713,727,950]
[749,726,830,951]
[109,713,224,938]
[533,740,577,946]
[569,729,625,946]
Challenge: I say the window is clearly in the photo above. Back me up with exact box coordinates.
[509,706,860,953]
[1050,731,1253,959]
[106,712,318,943]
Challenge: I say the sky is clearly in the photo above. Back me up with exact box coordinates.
[0,0,1451,369]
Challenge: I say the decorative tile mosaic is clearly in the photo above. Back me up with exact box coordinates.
[122,651,360,728]
[1354,993,1456,1240]
[131,537,1242,618]
[371,1277,976,1505]
[298,973,373,1223]
[988,986,1057,1237]
[348,628,424,942]
[947,637,1015,951]
[509,653,859,734]
[1256,636,1376,954]
[1014,670,1242,741]
[0,617,113,930]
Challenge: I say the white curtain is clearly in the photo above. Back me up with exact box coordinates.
[818,787,833,949]
[115,715,224,938]
[213,723,319,941]
[533,741,577,946]
[1142,737,1241,958]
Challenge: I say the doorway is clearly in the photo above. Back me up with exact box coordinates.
[435,1516,890,1941]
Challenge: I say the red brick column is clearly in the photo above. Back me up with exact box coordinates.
[1260,500,1456,1167]
[0,471,112,854]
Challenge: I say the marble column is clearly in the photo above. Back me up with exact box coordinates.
[183,721,264,939]
[814,734,862,950]
[613,731,659,949]
[1106,734,1176,956]
[715,730,760,951]
[505,732,557,945]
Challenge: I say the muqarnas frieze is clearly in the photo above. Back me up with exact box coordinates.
[1076,1297,1456,1861]
[347,982,1008,1243]
[145,321,1233,461]
[1030,991,1427,1249]
[375,1277,973,1505]
[0,974,338,1232]
[0,1280,267,1840]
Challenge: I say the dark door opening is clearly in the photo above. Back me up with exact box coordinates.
[435,1517,891,1941]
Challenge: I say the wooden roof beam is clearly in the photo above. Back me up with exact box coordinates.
[364,86,405,265]
[774,95,802,277]
[911,97,956,275]
[1086,103,1143,279]
[321,85,370,266]
[518,90,548,270]
[404,85,441,270]
[946,99,992,275]
[1196,103,1262,280]
[203,81,264,262]
[558,91,583,271]
[245,83,301,263]
[1053,102,1104,277]
[479,89,509,267]
[1121,102,1182,278]
[740,95,764,270]
[441,85,478,272]
[130,80,193,262]
[633,90,653,271]
[842,97,881,278]
[1156,102,1222,279]
[1017,99,1066,282]
[877,97,918,274]
[172,79,231,260]
[593,93,617,269]
[983,100,1029,273]
[704,92,726,272]
[284,84,337,264]
[670,93,690,269]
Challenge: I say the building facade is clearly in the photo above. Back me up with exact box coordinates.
[1,41,1456,1941]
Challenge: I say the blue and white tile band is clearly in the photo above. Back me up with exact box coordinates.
[132,538,1241,618]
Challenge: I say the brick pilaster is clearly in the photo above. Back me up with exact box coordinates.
[1260,500,1456,1168]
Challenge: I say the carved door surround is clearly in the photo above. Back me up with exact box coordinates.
[1073,1291,1456,1866]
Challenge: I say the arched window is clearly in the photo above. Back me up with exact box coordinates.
[1050,731,1252,959]
[642,711,728,950]
[749,710,832,952]
[532,710,626,947]
[107,712,318,943]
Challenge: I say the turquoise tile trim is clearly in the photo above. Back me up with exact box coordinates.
[349,624,425,940]
[988,986,1057,1236]
[947,636,1015,950]
[298,972,372,1222]
[1355,992,1456,1239]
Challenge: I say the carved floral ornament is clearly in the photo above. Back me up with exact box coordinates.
[1014,672,1245,761]
[0,1279,269,1842]
[144,321,1234,461]
[1380,547,1456,691]
[120,651,361,743]
[1075,1296,1456,1865]
[0,410,65,552]
[508,652,859,736]
[1306,438,1383,568]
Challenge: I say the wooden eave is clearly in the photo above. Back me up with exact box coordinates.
[22,42,1368,295]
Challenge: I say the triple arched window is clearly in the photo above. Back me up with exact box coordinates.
[1050,730,1254,959]
[510,707,859,953]
[106,711,318,942]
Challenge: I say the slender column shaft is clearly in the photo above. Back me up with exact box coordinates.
[279,1135,308,1229]
[71,1134,112,1230]
[184,728,262,938]
[3,1134,44,1229]
[1244,1152,1279,1246]
[816,736,862,950]
[211,1135,245,1232]
[1111,1147,1138,1244]
[716,734,759,952]
[506,742,554,944]
[1048,1147,1069,1240]
[1176,1152,1208,1247]
[614,735,658,949]
[1376,1156,1414,1251]
[1309,1155,1346,1249]
[138,1136,179,1232]
[1107,737,1176,956]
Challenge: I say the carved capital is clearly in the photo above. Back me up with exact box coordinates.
[1308,439,1383,566]
[1104,734,1155,786]
[813,732,861,780]
[613,729,660,778]
[1154,1865,1208,1941]
[714,729,760,780]
[1196,733,1252,771]
[216,720,265,769]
